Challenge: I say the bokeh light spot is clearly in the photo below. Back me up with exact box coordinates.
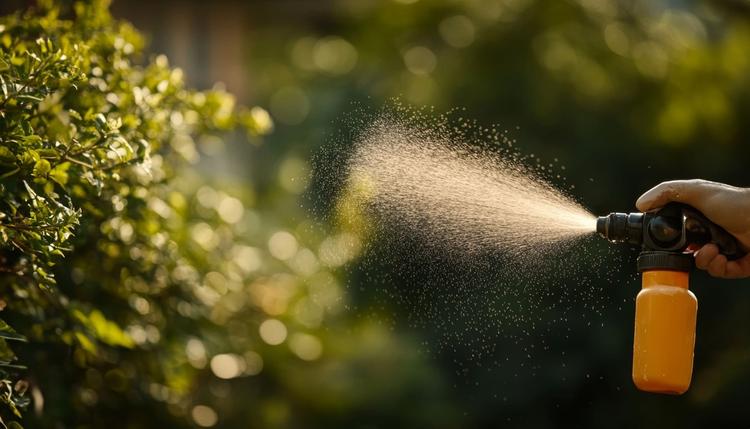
[312,36,358,74]
[268,231,298,261]
[403,46,437,75]
[191,405,218,428]
[217,195,244,224]
[210,353,245,379]
[439,15,475,48]
[259,318,288,345]
[186,338,207,369]
[289,333,323,361]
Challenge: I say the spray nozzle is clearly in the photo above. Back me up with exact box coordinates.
[597,202,745,260]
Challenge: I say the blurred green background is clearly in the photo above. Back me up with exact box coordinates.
[6,0,750,427]
[112,0,750,427]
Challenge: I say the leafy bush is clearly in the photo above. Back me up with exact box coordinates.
[0,1,280,422]
[0,0,273,426]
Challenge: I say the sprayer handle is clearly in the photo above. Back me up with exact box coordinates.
[668,203,746,260]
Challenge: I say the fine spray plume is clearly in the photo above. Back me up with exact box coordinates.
[596,202,746,395]
[346,118,598,260]
[341,111,745,397]
[328,110,612,371]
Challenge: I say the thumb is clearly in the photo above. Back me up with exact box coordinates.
[635,179,719,212]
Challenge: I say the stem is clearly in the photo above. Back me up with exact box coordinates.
[0,167,20,179]
[63,155,94,169]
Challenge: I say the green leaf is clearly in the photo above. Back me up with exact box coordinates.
[0,147,13,162]
[73,332,97,354]
[73,309,134,349]
[21,135,42,145]
[32,159,50,177]
[48,163,69,186]
[0,321,25,343]
[0,363,26,370]
[16,94,43,104]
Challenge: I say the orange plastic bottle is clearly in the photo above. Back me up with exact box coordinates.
[632,252,697,395]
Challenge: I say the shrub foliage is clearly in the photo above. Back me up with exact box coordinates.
[0,1,272,426]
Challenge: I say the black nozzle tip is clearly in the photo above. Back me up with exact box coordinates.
[596,212,644,245]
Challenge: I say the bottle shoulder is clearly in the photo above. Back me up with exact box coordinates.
[638,285,697,301]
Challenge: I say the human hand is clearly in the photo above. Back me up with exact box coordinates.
[636,179,750,279]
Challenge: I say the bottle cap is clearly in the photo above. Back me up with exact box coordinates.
[637,251,694,272]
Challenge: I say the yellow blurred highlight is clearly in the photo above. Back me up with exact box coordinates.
[403,46,436,75]
[191,405,218,428]
[259,319,288,345]
[248,106,274,134]
[268,231,298,261]
[313,37,358,75]
[217,195,244,224]
[250,274,297,315]
[439,16,475,48]
[210,353,245,379]
[289,333,323,361]
[186,338,207,369]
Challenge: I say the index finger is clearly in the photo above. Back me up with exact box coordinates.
[635,179,717,212]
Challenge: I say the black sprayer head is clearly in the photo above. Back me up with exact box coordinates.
[597,202,746,261]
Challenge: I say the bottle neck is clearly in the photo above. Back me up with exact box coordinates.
[642,270,690,289]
